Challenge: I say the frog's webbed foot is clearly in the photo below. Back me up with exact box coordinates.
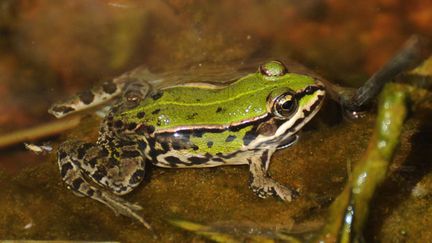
[248,150,297,201]
[97,190,151,229]
[249,177,295,201]
[58,140,151,229]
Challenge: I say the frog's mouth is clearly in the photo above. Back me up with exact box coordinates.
[276,134,299,150]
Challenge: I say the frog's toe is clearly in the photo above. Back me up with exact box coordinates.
[100,191,151,229]
[123,200,143,211]
[250,178,295,201]
[272,183,295,201]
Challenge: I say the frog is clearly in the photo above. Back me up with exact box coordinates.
[49,60,325,228]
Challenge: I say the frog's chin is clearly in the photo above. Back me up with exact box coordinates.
[276,134,299,150]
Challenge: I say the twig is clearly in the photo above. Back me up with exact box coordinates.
[343,35,431,111]
[0,116,81,149]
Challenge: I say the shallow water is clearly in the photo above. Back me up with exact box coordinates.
[1,1,432,242]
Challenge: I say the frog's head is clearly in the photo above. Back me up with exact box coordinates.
[247,60,325,149]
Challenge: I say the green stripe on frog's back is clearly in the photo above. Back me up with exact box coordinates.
[120,72,316,131]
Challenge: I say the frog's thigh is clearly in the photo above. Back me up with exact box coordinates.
[58,140,150,227]
[49,76,151,118]
[59,140,146,195]
[49,79,124,118]
[248,150,295,201]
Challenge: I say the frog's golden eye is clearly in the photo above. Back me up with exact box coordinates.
[273,92,298,118]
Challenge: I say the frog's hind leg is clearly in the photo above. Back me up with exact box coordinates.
[57,140,151,229]
[248,150,296,201]
[49,73,151,118]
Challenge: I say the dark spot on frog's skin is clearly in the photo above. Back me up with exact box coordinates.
[157,120,161,126]
[86,189,95,197]
[102,80,117,94]
[92,167,107,181]
[107,115,114,121]
[87,158,97,168]
[229,126,243,132]
[192,130,204,137]
[207,141,213,148]
[127,122,137,130]
[137,125,156,135]
[138,140,147,150]
[225,135,236,142]
[191,144,199,150]
[71,178,84,190]
[78,90,95,105]
[188,156,210,165]
[114,120,124,129]
[148,146,161,162]
[99,148,109,157]
[137,111,145,119]
[136,126,145,135]
[121,150,141,158]
[196,99,201,102]
[164,156,182,167]
[60,162,73,177]
[52,106,75,114]
[161,142,170,153]
[216,107,223,113]
[260,150,269,168]
[59,151,67,160]
[147,125,155,134]
[77,143,93,160]
[151,91,163,100]
[187,112,198,120]
[129,169,145,185]
[172,141,181,150]
[243,131,256,146]
[152,109,161,115]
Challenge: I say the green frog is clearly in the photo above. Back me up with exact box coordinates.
[49,60,325,228]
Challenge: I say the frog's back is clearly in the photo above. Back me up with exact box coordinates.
[120,74,270,132]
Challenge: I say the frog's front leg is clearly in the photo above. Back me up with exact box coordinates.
[248,150,296,201]
[57,139,150,229]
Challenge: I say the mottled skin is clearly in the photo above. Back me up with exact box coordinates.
[51,61,325,228]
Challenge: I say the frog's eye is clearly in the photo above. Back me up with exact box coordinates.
[272,92,298,118]
[259,60,288,77]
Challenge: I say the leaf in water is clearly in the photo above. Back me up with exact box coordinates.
[168,219,241,243]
